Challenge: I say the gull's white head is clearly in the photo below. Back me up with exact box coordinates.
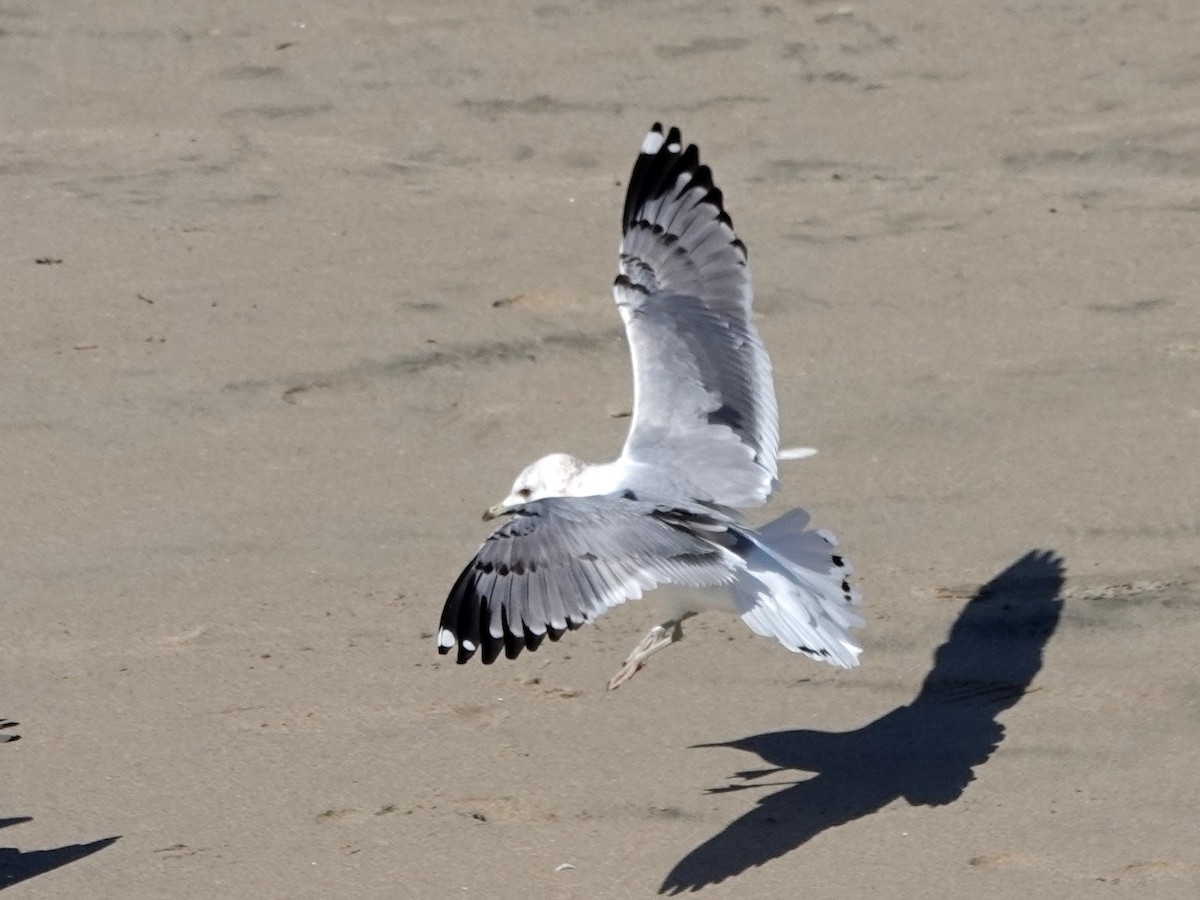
[484,453,586,520]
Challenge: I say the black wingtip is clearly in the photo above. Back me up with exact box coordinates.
[623,123,733,241]
[624,123,698,233]
[502,605,524,660]
[481,629,504,664]
[524,625,546,653]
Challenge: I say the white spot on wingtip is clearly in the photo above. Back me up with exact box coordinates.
[641,131,665,154]
[666,142,682,153]
[461,639,477,652]
[437,628,456,649]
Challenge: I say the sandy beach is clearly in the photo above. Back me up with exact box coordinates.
[4,1,1199,896]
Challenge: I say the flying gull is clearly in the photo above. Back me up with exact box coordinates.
[438,124,863,689]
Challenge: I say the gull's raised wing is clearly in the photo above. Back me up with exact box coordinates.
[614,124,780,508]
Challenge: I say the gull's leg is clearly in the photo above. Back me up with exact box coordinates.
[607,612,697,690]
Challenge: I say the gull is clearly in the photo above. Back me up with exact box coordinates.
[437,124,863,689]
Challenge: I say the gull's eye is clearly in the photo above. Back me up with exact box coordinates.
[517,488,532,499]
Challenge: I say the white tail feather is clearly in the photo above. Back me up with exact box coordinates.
[732,509,863,668]
[778,446,818,461]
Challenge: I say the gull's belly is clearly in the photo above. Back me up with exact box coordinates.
[653,583,737,619]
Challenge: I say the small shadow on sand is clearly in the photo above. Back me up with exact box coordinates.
[0,816,119,891]
[661,549,1065,893]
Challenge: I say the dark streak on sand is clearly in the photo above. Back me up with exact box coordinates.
[225,330,617,396]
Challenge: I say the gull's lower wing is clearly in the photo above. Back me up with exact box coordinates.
[614,124,780,508]
[437,495,738,664]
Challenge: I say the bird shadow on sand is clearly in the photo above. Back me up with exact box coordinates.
[0,816,119,892]
[660,549,1065,894]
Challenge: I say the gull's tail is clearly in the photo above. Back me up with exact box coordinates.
[731,509,864,668]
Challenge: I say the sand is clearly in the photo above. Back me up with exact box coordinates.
[3,1,1199,897]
